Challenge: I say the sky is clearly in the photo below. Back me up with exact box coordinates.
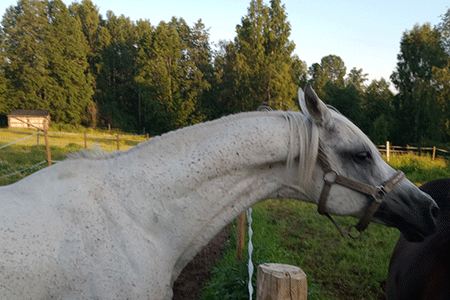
[0,0,449,87]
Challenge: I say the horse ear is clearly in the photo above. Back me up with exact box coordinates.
[301,83,333,127]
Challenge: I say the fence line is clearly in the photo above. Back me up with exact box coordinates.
[377,141,450,162]
[0,131,40,150]
[46,130,146,142]
[378,144,450,154]
[1,160,47,178]
[1,125,149,179]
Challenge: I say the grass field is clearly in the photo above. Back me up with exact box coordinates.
[2,129,449,299]
[0,128,146,185]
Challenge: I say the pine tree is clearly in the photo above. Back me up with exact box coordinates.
[264,0,296,109]
[136,18,211,134]
[214,0,297,114]
[208,40,245,116]
[184,19,212,122]
[96,12,139,131]
[136,20,184,134]
[0,71,8,116]
[69,0,106,81]
[0,0,50,110]
[0,0,94,125]
[45,0,94,124]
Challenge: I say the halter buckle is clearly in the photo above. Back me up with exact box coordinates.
[323,170,337,184]
[374,185,387,200]
[347,225,362,239]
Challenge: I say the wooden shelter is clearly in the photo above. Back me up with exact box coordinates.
[7,110,50,130]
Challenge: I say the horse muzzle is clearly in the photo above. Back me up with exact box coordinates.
[374,187,439,242]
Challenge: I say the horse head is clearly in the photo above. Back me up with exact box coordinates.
[299,84,438,242]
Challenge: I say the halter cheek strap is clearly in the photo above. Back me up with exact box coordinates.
[317,146,405,238]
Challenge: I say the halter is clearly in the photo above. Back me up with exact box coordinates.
[317,145,405,238]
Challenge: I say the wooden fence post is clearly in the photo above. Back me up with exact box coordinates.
[386,141,390,162]
[84,131,87,149]
[44,120,52,166]
[117,133,120,151]
[432,146,436,161]
[256,263,307,300]
[236,212,246,261]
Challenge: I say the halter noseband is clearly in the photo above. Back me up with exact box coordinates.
[317,145,405,238]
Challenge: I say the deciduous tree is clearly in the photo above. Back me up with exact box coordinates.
[309,55,346,98]
[391,23,448,143]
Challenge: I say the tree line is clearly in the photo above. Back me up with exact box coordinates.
[1,0,449,146]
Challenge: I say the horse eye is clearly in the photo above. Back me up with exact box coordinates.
[354,151,371,163]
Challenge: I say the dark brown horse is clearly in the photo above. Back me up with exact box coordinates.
[386,178,450,300]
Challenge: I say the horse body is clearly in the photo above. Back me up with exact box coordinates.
[386,178,450,300]
[0,85,438,299]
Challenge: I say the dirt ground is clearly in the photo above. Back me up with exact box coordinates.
[172,227,229,300]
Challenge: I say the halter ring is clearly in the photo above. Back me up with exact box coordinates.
[323,171,337,184]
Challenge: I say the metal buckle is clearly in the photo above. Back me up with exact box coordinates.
[347,225,362,239]
[374,185,387,200]
[323,170,337,184]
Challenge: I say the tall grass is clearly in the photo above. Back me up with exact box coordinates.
[385,153,450,184]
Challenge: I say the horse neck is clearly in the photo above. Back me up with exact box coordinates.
[115,111,315,281]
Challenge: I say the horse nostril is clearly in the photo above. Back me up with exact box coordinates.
[431,205,440,220]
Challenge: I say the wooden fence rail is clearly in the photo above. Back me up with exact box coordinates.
[377,141,450,162]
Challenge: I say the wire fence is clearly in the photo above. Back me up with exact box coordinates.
[0,126,148,182]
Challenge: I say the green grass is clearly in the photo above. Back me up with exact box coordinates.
[385,153,450,184]
[202,153,450,300]
[0,128,146,152]
[0,145,70,185]
[0,128,146,185]
[202,201,399,300]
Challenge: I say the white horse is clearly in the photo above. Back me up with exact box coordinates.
[0,84,438,299]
